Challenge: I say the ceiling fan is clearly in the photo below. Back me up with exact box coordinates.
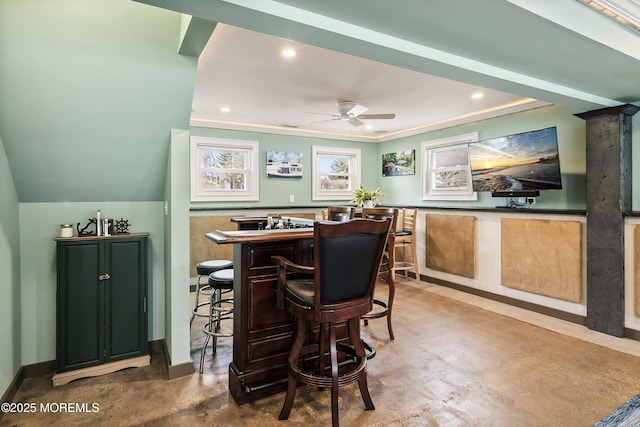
[310,100,396,127]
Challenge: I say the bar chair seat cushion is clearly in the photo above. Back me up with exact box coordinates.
[283,279,314,308]
[197,259,233,275]
[209,268,234,290]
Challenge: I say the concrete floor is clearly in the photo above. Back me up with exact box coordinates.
[3,277,640,426]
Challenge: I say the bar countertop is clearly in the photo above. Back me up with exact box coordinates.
[206,216,315,245]
[205,228,313,245]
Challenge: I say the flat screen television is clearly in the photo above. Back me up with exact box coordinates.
[469,126,562,197]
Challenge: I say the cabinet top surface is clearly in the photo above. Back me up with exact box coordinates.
[54,232,150,242]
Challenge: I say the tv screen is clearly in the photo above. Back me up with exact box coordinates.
[469,126,562,194]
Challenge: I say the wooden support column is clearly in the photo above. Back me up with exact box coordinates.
[575,104,639,337]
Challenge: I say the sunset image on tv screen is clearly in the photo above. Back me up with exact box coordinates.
[469,126,562,193]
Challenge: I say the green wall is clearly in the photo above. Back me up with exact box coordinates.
[186,103,640,214]
[0,135,21,396]
[378,104,587,210]
[18,202,165,366]
[0,0,197,379]
[0,0,196,203]
[188,127,380,209]
[164,129,191,366]
[189,105,589,211]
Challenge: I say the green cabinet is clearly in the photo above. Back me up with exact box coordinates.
[54,234,149,381]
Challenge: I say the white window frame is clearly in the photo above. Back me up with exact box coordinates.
[190,136,259,201]
[421,132,478,201]
[312,146,361,201]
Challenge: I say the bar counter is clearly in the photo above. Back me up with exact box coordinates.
[206,222,314,404]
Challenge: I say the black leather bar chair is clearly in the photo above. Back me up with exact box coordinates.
[361,207,398,340]
[327,205,356,222]
[272,218,390,427]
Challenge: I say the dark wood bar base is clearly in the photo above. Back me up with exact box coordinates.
[207,222,361,405]
[227,237,312,404]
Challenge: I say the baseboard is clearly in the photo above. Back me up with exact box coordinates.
[159,339,194,379]
[624,328,640,341]
[423,274,640,342]
[0,359,56,421]
[1,366,24,419]
[423,275,587,326]
[24,360,56,378]
[168,361,195,379]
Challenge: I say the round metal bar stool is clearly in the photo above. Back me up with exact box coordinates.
[191,259,232,326]
[199,268,234,373]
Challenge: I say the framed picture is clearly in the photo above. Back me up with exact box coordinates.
[382,149,415,176]
[266,151,303,179]
[421,133,478,200]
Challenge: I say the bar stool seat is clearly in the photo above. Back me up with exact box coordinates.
[191,259,233,325]
[199,268,234,373]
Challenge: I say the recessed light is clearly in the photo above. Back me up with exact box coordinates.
[282,48,296,57]
[365,125,373,130]
[220,106,230,113]
[471,92,484,99]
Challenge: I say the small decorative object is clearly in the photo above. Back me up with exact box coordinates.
[77,218,97,236]
[96,210,102,236]
[112,218,130,235]
[351,186,384,208]
[60,224,74,238]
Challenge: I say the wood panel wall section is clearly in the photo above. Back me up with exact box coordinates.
[190,215,237,276]
[425,214,475,278]
[501,218,582,303]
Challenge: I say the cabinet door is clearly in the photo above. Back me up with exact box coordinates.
[104,237,148,362]
[56,240,105,372]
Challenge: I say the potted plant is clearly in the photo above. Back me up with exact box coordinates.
[352,186,384,208]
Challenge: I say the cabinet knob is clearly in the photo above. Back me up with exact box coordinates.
[98,273,111,281]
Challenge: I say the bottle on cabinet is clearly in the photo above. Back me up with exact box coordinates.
[96,210,102,236]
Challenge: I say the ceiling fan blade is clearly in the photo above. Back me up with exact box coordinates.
[310,117,339,124]
[357,113,396,119]
[347,103,368,117]
[348,117,365,127]
[307,112,340,117]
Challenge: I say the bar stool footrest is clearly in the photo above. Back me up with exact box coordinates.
[289,343,366,388]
